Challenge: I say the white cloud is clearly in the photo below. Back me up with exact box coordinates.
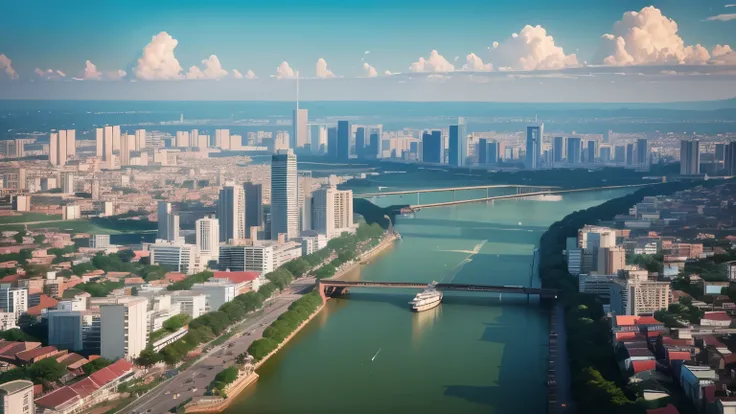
[34,68,65,80]
[384,70,394,76]
[362,62,377,77]
[0,54,17,79]
[232,69,243,79]
[461,53,492,71]
[245,70,256,79]
[107,70,127,80]
[488,25,578,71]
[596,6,711,65]
[706,13,736,21]
[274,61,295,79]
[133,31,184,80]
[316,58,335,78]
[186,54,228,80]
[727,4,736,7]
[409,50,455,73]
[82,60,102,80]
[711,44,736,65]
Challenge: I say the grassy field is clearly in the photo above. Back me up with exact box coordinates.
[0,212,62,224]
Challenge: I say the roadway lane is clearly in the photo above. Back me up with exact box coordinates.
[122,278,315,414]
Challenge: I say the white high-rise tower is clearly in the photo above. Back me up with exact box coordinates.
[271,149,299,240]
[292,72,308,150]
[196,216,219,264]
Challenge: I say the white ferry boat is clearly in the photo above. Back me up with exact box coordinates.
[409,282,443,312]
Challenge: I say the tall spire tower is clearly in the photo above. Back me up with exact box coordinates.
[292,70,308,150]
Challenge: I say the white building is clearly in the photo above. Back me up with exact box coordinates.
[0,380,34,414]
[62,204,81,220]
[157,201,180,242]
[0,312,17,330]
[62,173,75,194]
[100,297,148,360]
[89,234,111,249]
[171,293,207,319]
[271,149,299,240]
[312,185,354,239]
[0,287,27,323]
[218,183,246,242]
[191,278,238,313]
[611,279,670,316]
[149,241,200,275]
[300,232,328,255]
[292,108,308,149]
[13,195,30,212]
[219,243,274,273]
[196,216,219,264]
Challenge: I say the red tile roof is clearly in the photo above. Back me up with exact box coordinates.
[15,345,58,362]
[636,316,660,325]
[661,337,693,347]
[88,359,133,386]
[703,335,728,348]
[627,348,654,357]
[0,273,21,283]
[632,360,657,373]
[26,295,59,316]
[68,377,100,399]
[703,311,732,321]
[704,385,717,403]
[35,386,81,410]
[647,404,679,414]
[616,331,642,341]
[616,316,638,326]
[164,272,186,282]
[668,351,692,361]
[213,271,260,284]
[722,354,736,365]
[0,342,39,360]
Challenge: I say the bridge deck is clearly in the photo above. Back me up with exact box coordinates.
[357,184,558,198]
[320,280,558,297]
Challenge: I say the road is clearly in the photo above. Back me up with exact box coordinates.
[122,278,316,414]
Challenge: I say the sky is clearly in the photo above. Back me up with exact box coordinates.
[1,0,735,102]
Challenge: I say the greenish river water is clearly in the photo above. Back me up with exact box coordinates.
[225,186,633,414]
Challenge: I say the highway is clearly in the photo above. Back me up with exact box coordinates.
[121,278,316,414]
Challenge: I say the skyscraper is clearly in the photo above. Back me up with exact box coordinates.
[636,138,649,169]
[337,120,351,161]
[368,127,381,158]
[478,138,487,164]
[218,183,246,242]
[355,127,367,158]
[448,118,467,167]
[586,140,598,164]
[312,184,354,239]
[422,131,442,164]
[157,201,172,241]
[244,182,263,238]
[725,142,736,176]
[327,127,338,158]
[271,149,299,240]
[566,137,582,164]
[680,139,700,175]
[311,125,327,154]
[553,136,565,163]
[525,124,543,169]
[614,145,625,163]
[49,132,58,167]
[120,133,131,166]
[135,129,146,151]
[600,146,612,163]
[487,141,500,164]
[100,297,147,360]
[292,109,308,150]
[196,216,219,263]
[626,143,634,166]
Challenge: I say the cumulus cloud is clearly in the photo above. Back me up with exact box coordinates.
[461,53,492,71]
[596,6,711,66]
[315,58,335,78]
[409,50,455,73]
[706,14,736,21]
[0,54,17,79]
[245,70,256,79]
[362,62,377,77]
[274,61,295,79]
[34,68,65,80]
[232,69,243,79]
[186,54,228,80]
[133,32,184,80]
[488,25,578,71]
[711,45,736,65]
[384,70,394,76]
[82,60,102,80]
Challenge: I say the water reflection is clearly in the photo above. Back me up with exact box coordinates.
[412,305,442,344]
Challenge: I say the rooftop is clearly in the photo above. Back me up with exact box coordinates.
[0,379,33,394]
[213,271,260,284]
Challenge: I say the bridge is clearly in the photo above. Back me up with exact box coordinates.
[408,183,653,210]
[318,279,559,300]
[357,184,558,198]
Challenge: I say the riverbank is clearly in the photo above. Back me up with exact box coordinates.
[329,232,398,281]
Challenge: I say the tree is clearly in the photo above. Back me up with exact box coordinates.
[0,328,37,342]
[82,358,112,375]
[33,235,45,245]
[28,358,66,384]
[14,230,27,244]
[136,349,162,368]
[235,353,247,365]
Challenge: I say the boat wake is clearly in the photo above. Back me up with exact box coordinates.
[371,348,381,361]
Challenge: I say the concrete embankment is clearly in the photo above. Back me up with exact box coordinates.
[330,233,398,281]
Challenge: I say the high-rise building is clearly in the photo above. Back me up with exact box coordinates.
[525,124,543,169]
[49,132,58,166]
[312,185,354,239]
[49,130,74,166]
[310,125,327,154]
[368,130,381,158]
[614,145,625,163]
[62,173,75,194]
[0,287,27,323]
[725,142,736,176]
[611,279,670,316]
[96,126,115,169]
[354,127,367,158]
[218,183,246,242]
[422,131,442,164]
[244,182,263,238]
[196,216,219,264]
[625,143,634,166]
[478,138,487,164]
[292,109,308,149]
[135,129,146,151]
[448,118,467,167]
[597,246,626,275]
[553,136,565,163]
[636,138,649,168]
[216,129,230,150]
[157,201,179,242]
[487,141,500,164]
[48,311,84,351]
[271,149,299,240]
[337,121,351,161]
[599,146,612,163]
[0,380,34,414]
[327,127,338,158]
[100,297,148,360]
[716,143,726,164]
[566,137,582,164]
[586,140,598,163]
[64,129,76,159]
[680,139,701,175]
[120,133,131,166]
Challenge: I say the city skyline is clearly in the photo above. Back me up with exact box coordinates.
[1,1,735,101]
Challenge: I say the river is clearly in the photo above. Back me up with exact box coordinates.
[224,185,634,414]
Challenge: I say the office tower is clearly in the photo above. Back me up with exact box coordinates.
[157,201,179,242]
[48,311,84,351]
[599,146,612,163]
[176,131,189,148]
[369,130,380,158]
[244,182,263,238]
[51,130,75,166]
[716,143,726,164]
[191,279,237,313]
[120,133,131,166]
[64,129,75,158]
[0,380,34,414]
[292,109,309,150]
[112,125,121,152]
[337,121,351,161]
[298,172,312,233]
[598,246,626,275]
[680,139,701,175]
[49,132,58,166]
[487,141,500,164]
[219,244,275,273]
[216,129,230,149]
[312,185,354,239]
[327,127,338,158]
[0,287,27,323]
[566,137,582,164]
[525,124,543,169]
[271,149,299,240]
[89,234,110,248]
[135,129,146,151]
[355,127,367,158]
[614,145,625,163]
[150,241,200,274]
[478,138,487,164]
[448,118,467,167]
[422,131,442,164]
[586,140,598,163]
[196,216,219,263]
[100,297,148,360]
[62,173,75,194]
[726,142,736,176]
[636,138,649,168]
[611,280,670,316]
[624,143,634,166]
[553,136,565,163]
[311,125,327,154]
[101,126,114,168]
[218,183,246,242]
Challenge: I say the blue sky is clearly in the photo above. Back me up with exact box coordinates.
[1,0,735,101]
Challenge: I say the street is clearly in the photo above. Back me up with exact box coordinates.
[122,277,316,414]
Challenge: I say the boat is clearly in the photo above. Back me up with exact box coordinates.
[409,282,443,312]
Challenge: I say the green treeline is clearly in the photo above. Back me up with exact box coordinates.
[538,179,723,414]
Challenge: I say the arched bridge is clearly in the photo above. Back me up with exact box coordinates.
[318,280,559,300]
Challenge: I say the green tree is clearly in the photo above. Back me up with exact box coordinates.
[82,358,112,375]
[28,358,66,384]
[135,349,162,368]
